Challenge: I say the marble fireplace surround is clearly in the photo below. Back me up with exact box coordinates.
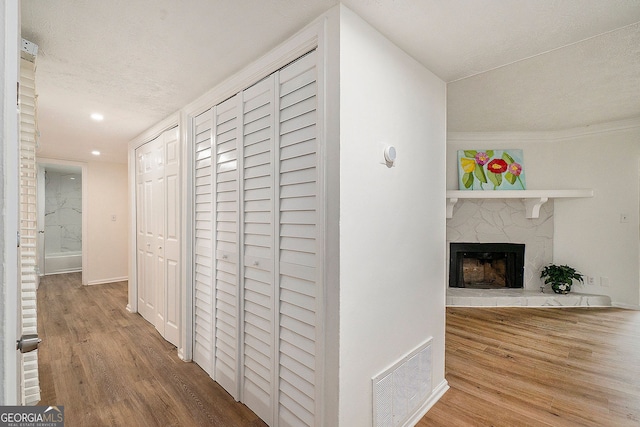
[446,197,611,307]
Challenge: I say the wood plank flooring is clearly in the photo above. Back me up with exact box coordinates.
[37,273,266,427]
[419,307,640,426]
[38,274,640,426]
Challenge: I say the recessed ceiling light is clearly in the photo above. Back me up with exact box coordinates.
[91,150,101,156]
[90,113,104,121]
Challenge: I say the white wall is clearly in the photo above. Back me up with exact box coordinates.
[447,121,640,307]
[339,6,447,425]
[85,161,128,285]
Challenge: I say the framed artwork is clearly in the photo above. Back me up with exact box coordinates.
[457,149,526,190]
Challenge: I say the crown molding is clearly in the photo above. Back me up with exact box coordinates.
[448,117,640,143]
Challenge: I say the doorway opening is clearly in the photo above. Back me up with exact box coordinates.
[37,160,87,282]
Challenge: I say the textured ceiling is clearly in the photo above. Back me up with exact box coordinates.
[21,1,640,163]
[447,21,640,131]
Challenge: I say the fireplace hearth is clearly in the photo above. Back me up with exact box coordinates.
[449,243,525,289]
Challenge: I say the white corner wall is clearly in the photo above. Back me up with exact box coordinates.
[85,161,129,285]
[339,6,447,425]
[551,126,640,307]
[447,121,640,307]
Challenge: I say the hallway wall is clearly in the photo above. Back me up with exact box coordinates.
[85,161,128,285]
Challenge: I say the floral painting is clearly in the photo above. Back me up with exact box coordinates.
[457,149,526,190]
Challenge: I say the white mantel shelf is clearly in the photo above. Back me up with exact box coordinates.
[446,189,594,219]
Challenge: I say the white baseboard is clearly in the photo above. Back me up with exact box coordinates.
[402,379,449,427]
[612,302,640,310]
[86,276,128,286]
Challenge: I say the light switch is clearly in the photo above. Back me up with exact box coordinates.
[111,215,117,222]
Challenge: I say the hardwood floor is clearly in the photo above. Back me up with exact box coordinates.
[38,274,640,426]
[419,307,640,427]
[37,273,266,427]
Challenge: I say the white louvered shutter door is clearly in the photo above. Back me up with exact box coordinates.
[193,109,214,375]
[19,57,40,405]
[277,51,320,427]
[214,95,241,399]
[241,75,276,423]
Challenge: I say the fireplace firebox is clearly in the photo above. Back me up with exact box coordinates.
[449,243,525,289]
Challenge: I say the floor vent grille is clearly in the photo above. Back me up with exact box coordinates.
[372,338,432,427]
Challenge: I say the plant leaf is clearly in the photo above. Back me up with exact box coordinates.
[488,171,502,187]
[462,172,474,188]
[486,150,494,157]
[502,151,515,163]
[474,165,488,183]
[505,172,516,184]
[463,150,477,158]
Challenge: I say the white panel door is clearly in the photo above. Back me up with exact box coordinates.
[152,136,166,335]
[162,128,180,347]
[277,51,320,427]
[193,109,215,375]
[135,128,180,347]
[241,75,276,424]
[136,139,158,322]
[214,95,241,399]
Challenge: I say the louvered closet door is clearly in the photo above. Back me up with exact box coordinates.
[277,50,319,427]
[193,109,215,375]
[241,75,276,424]
[214,95,241,399]
[190,50,320,426]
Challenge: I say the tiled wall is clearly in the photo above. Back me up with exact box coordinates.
[45,170,82,254]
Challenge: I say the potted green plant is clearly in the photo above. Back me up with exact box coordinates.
[540,264,584,294]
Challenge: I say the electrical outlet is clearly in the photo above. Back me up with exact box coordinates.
[600,277,610,287]
[587,276,595,286]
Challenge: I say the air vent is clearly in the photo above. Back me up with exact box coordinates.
[373,338,432,427]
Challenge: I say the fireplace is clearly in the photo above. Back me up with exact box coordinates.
[449,243,525,289]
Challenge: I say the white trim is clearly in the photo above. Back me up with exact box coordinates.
[2,0,20,405]
[612,302,640,310]
[448,117,640,143]
[86,276,128,286]
[318,8,341,425]
[178,109,191,362]
[401,380,450,427]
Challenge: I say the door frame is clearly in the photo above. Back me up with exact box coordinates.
[1,0,20,405]
[36,159,87,282]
